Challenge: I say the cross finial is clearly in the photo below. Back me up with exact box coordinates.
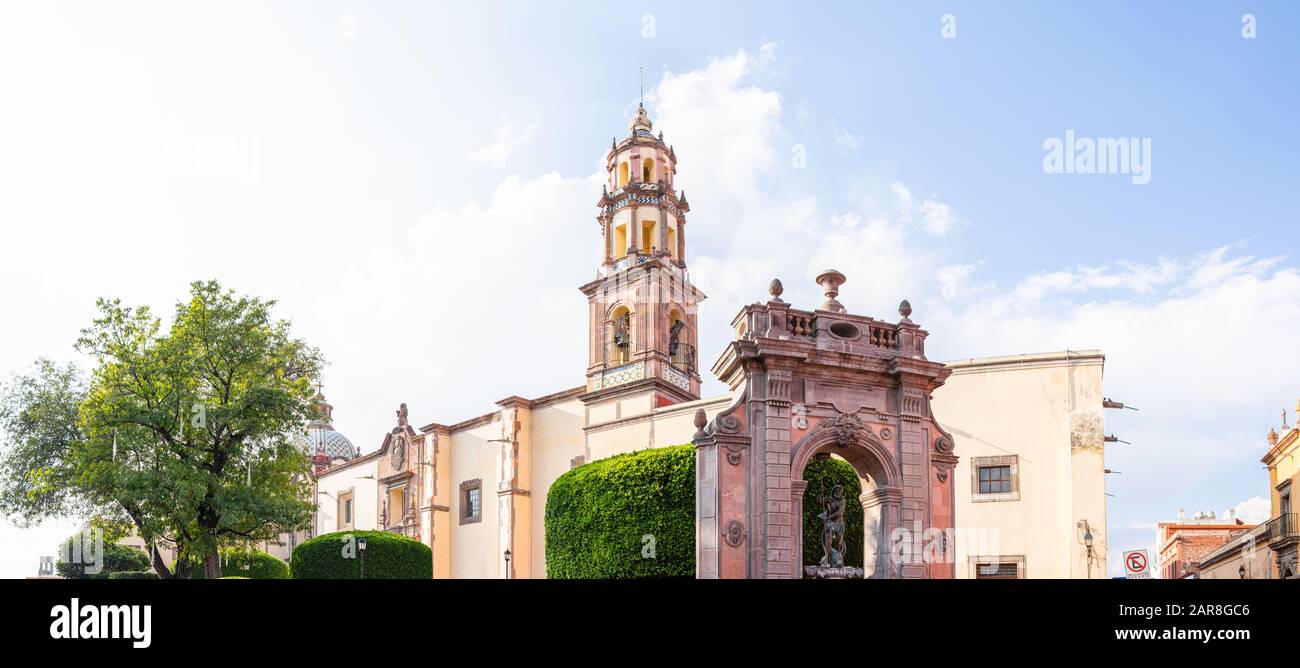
[639,66,644,107]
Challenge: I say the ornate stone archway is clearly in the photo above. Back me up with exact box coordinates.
[789,418,901,578]
[693,273,957,578]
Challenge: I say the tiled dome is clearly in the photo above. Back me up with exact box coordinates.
[300,388,359,461]
[299,426,358,460]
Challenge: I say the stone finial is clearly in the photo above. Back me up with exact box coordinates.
[814,269,847,313]
[1268,428,1279,446]
[769,278,784,302]
[692,408,708,441]
[899,299,913,323]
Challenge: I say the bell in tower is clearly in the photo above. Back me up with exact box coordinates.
[579,103,704,408]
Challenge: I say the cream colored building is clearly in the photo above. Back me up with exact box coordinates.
[934,351,1109,579]
[293,107,1110,579]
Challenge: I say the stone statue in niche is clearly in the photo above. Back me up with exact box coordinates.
[392,434,406,471]
[818,484,848,567]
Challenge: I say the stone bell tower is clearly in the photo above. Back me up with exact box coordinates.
[578,103,705,408]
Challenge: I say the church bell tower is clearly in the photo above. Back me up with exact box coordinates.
[578,103,704,406]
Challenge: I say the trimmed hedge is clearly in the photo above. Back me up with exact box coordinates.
[291,530,432,579]
[108,571,160,579]
[546,445,695,578]
[800,457,864,575]
[178,548,291,579]
[545,445,865,578]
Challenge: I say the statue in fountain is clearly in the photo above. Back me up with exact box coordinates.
[818,484,847,567]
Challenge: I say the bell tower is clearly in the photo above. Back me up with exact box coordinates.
[579,103,704,406]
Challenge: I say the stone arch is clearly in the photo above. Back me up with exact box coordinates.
[790,419,902,578]
[607,304,634,364]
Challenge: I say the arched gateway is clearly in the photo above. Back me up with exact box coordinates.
[693,271,958,578]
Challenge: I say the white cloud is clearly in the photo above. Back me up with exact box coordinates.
[1224,496,1270,524]
[468,123,536,167]
[832,123,861,153]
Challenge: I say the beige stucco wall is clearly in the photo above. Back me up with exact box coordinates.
[315,455,380,537]
[527,398,586,576]
[933,350,1107,579]
[448,418,503,578]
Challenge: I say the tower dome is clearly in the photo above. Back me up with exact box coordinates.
[299,386,359,461]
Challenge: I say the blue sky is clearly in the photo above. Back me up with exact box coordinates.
[1,1,1298,576]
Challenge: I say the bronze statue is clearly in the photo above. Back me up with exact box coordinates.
[818,484,847,567]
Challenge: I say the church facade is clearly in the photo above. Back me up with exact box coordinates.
[270,106,1111,578]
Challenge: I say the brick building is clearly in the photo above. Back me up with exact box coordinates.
[1156,510,1254,579]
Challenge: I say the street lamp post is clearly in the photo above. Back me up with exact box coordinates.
[503,549,511,580]
[358,536,368,579]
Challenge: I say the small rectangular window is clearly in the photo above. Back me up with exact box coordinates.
[971,455,1019,502]
[978,465,1012,494]
[460,479,483,525]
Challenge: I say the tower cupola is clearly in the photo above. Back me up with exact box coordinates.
[580,104,705,405]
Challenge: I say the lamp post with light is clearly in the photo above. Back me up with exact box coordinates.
[504,549,511,580]
[358,536,368,579]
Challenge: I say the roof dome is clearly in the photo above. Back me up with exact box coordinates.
[300,387,359,461]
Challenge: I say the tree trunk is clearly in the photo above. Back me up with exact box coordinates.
[203,549,222,579]
[150,544,175,579]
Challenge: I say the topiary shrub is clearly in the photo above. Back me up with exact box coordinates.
[108,571,160,579]
[291,530,431,579]
[801,456,865,575]
[176,548,291,579]
[545,444,695,578]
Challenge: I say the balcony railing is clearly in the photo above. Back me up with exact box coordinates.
[1267,513,1297,543]
[669,343,696,374]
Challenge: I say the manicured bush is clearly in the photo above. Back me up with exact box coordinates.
[177,548,291,579]
[108,571,160,579]
[545,445,695,578]
[545,445,865,578]
[800,457,865,575]
[291,530,432,579]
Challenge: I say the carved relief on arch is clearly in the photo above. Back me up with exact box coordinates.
[812,411,882,450]
[791,413,900,489]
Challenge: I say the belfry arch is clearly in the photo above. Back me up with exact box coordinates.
[693,271,957,578]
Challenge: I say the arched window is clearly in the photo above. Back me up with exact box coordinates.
[668,309,691,370]
[610,306,632,364]
[618,162,629,188]
[642,158,656,183]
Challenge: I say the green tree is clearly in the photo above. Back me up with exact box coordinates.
[0,280,323,579]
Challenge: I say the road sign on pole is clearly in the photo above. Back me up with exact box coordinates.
[1123,549,1151,579]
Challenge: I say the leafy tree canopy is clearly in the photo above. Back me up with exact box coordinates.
[0,280,324,578]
